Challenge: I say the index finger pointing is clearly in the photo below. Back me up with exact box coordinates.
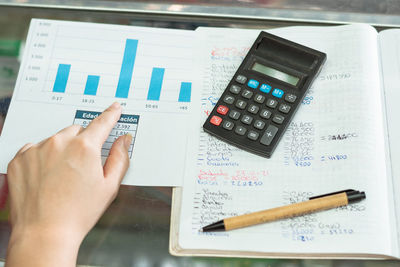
[81,102,122,145]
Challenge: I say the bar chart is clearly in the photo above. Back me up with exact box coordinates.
[51,38,192,103]
[5,19,197,186]
[18,19,195,114]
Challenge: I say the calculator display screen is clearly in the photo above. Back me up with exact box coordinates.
[251,62,300,86]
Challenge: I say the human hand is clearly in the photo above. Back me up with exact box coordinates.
[6,102,131,267]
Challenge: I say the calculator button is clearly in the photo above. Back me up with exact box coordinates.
[254,120,266,130]
[229,110,241,120]
[235,126,247,136]
[272,88,284,98]
[229,85,241,94]
[260,125,279,146]
[278,104,291,114]
[247,130,259,141]
[285,93,297,103]
[235,100,247,109]
[241,89,254,99]
[247,79,259,89]
[235,75,247,84]
[222,120,234,130]
[223,95,235,104]
[248,104,259,114]
[272,114,285,124]
[254,94,266,104]
[259,84,272,94]
[210,115,223,126]
[241,115,253,125]
[217,105,229,115]
[266,99,278,109]
[260,109,272,119]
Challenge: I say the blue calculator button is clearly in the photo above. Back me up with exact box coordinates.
[272,88,284,98]
[259,84,271,93]
[247,79,259,89]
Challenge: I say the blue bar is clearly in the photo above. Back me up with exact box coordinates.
[178,82,192,102]
[115,39,138,98]
[84,75,100,96]
[147,67,165,101]
[53,64,71,93]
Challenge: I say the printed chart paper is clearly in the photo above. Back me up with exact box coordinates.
[0,19,196,186]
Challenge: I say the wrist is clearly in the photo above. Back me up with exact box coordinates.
[7,225,83,267]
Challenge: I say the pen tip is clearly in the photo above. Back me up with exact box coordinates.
[202,220,225,232]
[199,228,203,232]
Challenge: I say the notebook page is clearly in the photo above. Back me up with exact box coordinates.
[178,24,393,256]
[379,29,400,256]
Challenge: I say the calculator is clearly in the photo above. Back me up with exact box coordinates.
[203,31,326,158]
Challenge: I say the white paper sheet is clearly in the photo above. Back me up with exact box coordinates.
[177,24,394,256]
[0,19,197,186]
[379,28,400,256]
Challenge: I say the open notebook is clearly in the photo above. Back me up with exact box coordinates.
[170,24,400,259]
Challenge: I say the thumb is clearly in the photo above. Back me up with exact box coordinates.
[103,134,131,187]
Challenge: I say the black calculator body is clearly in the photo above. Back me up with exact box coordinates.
[203,31,326,158]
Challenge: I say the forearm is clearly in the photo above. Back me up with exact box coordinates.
[6,226,82,267]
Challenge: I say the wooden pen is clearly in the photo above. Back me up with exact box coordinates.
[201,189,366,232]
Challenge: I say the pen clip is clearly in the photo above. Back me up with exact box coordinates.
[309,189,358,200]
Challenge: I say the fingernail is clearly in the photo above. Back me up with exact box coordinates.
[110,102,121,110]
[124,134,132,150]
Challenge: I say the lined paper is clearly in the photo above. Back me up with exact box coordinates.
[177,24,394,256]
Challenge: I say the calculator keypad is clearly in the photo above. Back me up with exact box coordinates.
[204,74,300,158]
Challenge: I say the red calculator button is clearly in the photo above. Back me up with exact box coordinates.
[210,115,223,126]
[216,105,229,115]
